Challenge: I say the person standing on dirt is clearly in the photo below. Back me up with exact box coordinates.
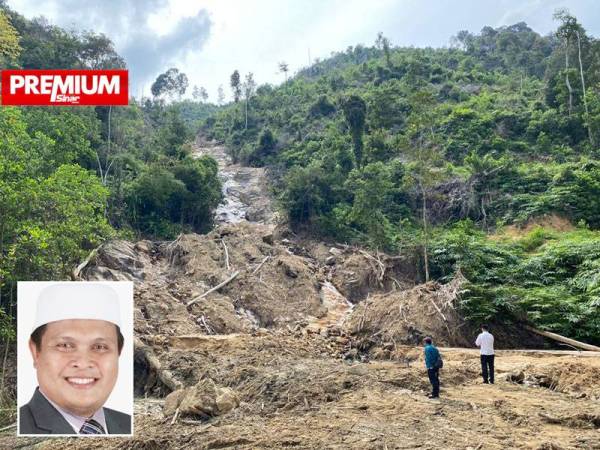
[475,324,495,384]
[423,337,440,398]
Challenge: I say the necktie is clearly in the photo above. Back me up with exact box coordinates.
[79,418,106,434]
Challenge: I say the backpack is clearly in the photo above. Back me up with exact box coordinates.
[434,353,444,369]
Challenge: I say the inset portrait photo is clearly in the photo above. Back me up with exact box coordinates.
[17,281,133,436]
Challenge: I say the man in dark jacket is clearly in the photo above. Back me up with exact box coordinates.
[19,387,130,435]
[423,336,440,398]
[19,283,131,435]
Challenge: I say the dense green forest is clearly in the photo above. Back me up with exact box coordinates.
[204,15,600,343]
[0,5,222,342]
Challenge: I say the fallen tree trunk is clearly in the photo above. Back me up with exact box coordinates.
[134,337,183,392]
[71,248,98,280]
[187,271,240,307]
[525,326,600,352]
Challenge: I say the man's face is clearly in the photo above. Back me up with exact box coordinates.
[29,319,119,417]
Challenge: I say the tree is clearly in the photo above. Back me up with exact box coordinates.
[375,32,392,68]
[200,87,209,103]
[0,10,21,66]
[403,91,445,282]
[151,68,189,100]
[554,9,593,145]
[278,61,289,83]
[217,85,225,105]
[230,70,241,103]
[247,128,276,166]
[242,72,256,130]
[345,162,396,249]
[78,31,125,69]
[192,85,209,102]
[282,163,333,228]
[553,9,577,117]
[342,95,367,167]
[125,158,221,237]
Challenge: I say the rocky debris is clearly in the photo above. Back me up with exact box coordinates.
[194,139,276,226]
[328,251,416,303]
[345,273,472,355]
[164,379,240,419]
[504,370,525,384]
[24,348,600,450]
[80,220,413,342]
[81,240,147,281]
[539,412,600,429]
[504,361,600,400]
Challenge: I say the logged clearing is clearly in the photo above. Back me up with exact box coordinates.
[5,142,599,450]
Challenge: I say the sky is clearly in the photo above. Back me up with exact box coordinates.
[6,0,600,102]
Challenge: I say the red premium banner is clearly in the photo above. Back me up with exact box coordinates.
[1,69,129,106]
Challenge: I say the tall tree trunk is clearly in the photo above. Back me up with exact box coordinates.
[105,105,112,185]
[481,195,488,231]
[565,39,573,116]
[576,31,593,145]
[0,286,12,402]
[421,183,429,282]
[245,99,248,130]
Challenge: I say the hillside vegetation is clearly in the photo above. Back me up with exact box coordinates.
[0,5,221,344]
[204,18,600,343]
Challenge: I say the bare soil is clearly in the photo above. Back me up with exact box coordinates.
[4,222,598,450]
[8,339,599,449]
[4,143,598,450]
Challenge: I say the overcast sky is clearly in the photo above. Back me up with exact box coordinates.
[7,0,600,102]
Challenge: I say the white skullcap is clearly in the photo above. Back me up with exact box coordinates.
[33,282,121,331]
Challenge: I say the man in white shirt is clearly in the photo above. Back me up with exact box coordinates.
[475,324,495,384]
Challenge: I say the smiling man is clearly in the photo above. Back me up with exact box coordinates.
[19,283,131,435]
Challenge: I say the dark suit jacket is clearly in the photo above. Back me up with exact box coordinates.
[19,387,131,435]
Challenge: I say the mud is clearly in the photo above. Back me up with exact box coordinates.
[4,142,599,450]
[9,342,599,449]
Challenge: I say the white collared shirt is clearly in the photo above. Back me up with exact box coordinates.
[39,389,107,434]
[475,331,494,355]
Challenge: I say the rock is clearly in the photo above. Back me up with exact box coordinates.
[344,348,358,360]
[261,233,274,245]
[505,370,525,384]
[327,326,342,336]
[180,380,219,417]
[216,387,240,414]
[161,379,240,419]
[145,302,170,321]
[84,240,145,280]
[346,364,369,376]
[305,323,321,334]
[278,260,298,278]
[163,389,187,416]
[329,247,342,256]
[134,240,153,253]
[325,256,337,265]
[255,327,269,336]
